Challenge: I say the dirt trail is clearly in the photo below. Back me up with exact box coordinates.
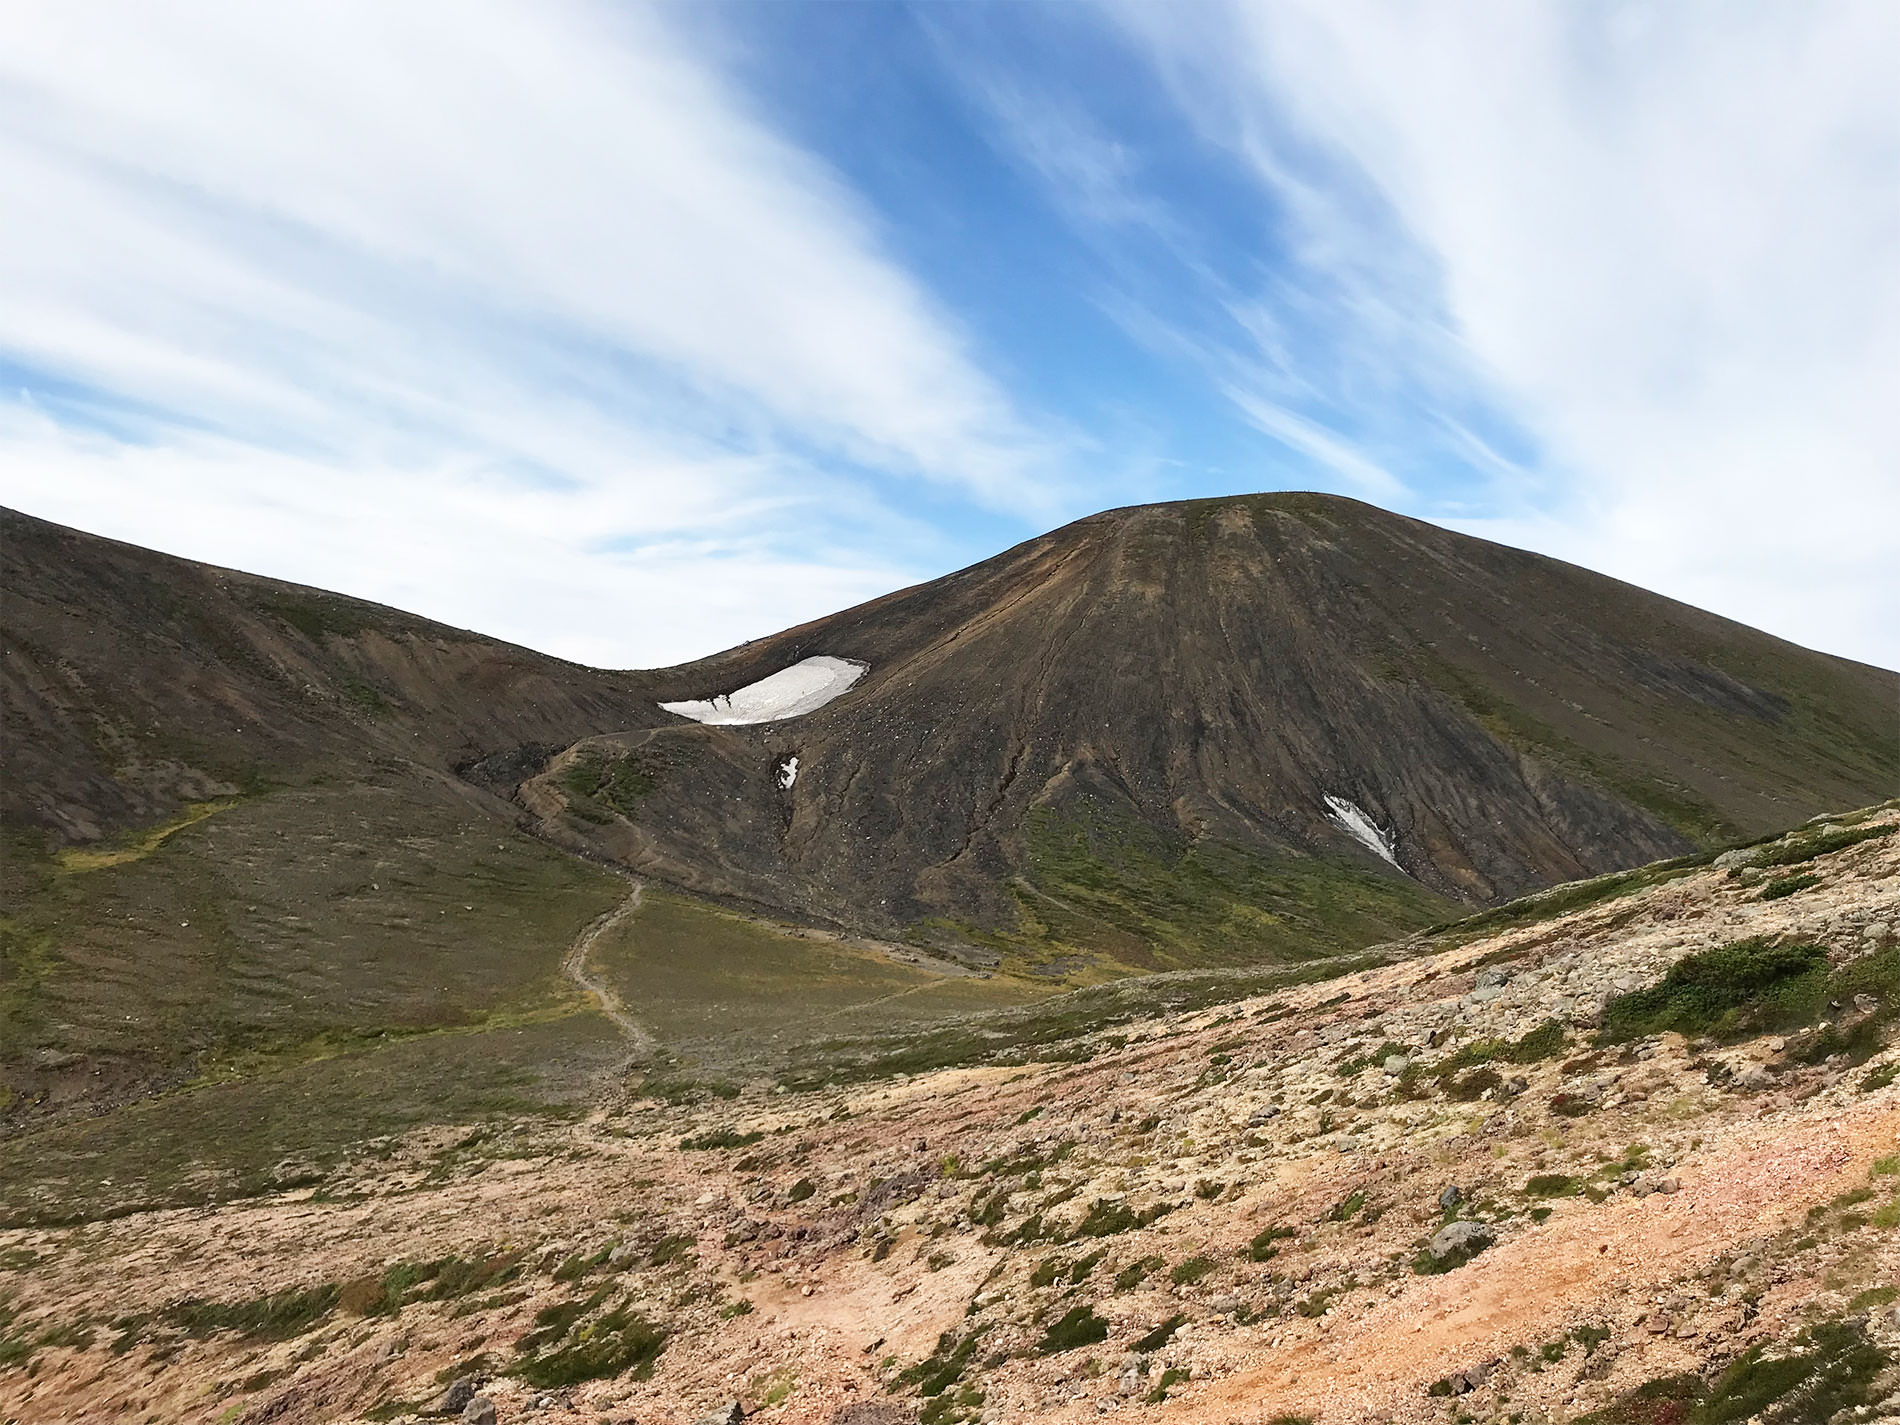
[562,877,655,1059]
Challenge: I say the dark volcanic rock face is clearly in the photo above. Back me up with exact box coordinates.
[529,495,1895,960]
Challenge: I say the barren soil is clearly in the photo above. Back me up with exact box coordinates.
[2,812,1897,1425]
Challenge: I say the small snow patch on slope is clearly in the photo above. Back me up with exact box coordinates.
[1325,794,1404,872]
[661,655,867,726]
[776,755,799,790]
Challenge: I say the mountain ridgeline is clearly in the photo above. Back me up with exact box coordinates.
[518,494,1894,970]
[11,492,1886,975]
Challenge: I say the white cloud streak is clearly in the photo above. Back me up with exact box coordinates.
[0,0,1061,664]
[1121,0,1900,667]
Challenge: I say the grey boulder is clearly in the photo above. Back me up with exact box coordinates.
[1426,1220,1494,1262]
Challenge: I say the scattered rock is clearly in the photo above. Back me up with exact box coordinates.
[461,1399,498,1425]
[829,1406,913,1425]
[1426,1220,1493,1263]
[434,1380,479,1416]
[695,1402,745,1425]
[1438,1185,1462,1211]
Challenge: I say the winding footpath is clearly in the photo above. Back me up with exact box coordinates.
[562,877,656,1060]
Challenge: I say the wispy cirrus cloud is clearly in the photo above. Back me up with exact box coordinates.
[1111,0,1900,665]
[0,1,1066,664]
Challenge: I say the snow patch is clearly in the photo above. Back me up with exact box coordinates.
[1324,794,1403,872]
[661,655,868,725]
[776,755,799,790]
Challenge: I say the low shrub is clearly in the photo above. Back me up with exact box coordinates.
[1248,1225,1295,1261]
[1037,1305,1109,1355]
[1599,938,1830,1042]
[1759,873,1821,901]
[1169,1255,1216,1286]
[1133,1314,1184,1352]
[679,1129,764,1151]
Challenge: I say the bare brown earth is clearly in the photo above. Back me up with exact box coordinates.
[3,810,1896,1424]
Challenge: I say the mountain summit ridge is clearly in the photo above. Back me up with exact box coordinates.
[6,493,1895,979]
[516,492,1896,969]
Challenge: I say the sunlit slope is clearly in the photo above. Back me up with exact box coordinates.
[531,494,1897,960]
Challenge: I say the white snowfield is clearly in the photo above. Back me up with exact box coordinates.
[1324,793,1404,872]
[660,655,869,726]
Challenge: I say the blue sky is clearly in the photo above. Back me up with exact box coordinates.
[2,2,1895,668]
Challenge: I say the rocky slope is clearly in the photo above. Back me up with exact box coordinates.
[525,494,1897,967]
[3,804,1895,1425]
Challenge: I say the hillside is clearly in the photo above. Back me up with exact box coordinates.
[3,804,1895,1425]
[528,493,1898,971]
[3,496,1895,1140]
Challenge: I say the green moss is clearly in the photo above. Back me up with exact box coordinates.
[1424,860,1707,943]
[1567,1317,1890,1425]
[262,593,401,641]
[778,951,1391,1089]
[679,1129,764,1151]
[1068,1249,1106,1284]
[899,1329,983,1396]
[557,746,698,819]
[515,1305,667,1387]
[1169,1255,1216,1286]
[1699,1318,1887,1423]
[1037,1305,1109,1354]
[1759,873,1821,901]
[164,1283,343,1341]
[1326,1190,1367,1222]
[1248,1225,1296,1261]
[1132,1314,1184,1352]
[1113,1255,1165,1291]
[1571,1371,1703,1425]
[1144,1366,1189,1403]
[1748,822,1895,871]
[1600,938,1830,1042]
[1524,1174,1582,1198]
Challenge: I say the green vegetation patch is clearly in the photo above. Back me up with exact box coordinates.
[0,1013,624,1227]
[515,1302,667,1387]
[1114,1255,1165,1292]
[1574,1317,1889,1425]
[1037,1305,1109,1355]
[1759,873,1821,901]
[1169,1255,1217,1286]
[558,745,700,821]
[1133,1314,1185,1352]
[164,1283,343,1341]
[1599,938,1830,1042]
[1524,1173,1583,1199]
[595,889,1039,1082]
[1745,822,1895,872]
[1144,1366,1189,1404]
[1012,800,1454,973]
[1248,1225,1296,1261]
[898,1328,984,1397]
[1426,857,1709,943]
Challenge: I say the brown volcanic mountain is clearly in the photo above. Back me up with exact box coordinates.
[6,494,1897,978]
[522,493,1896,966]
